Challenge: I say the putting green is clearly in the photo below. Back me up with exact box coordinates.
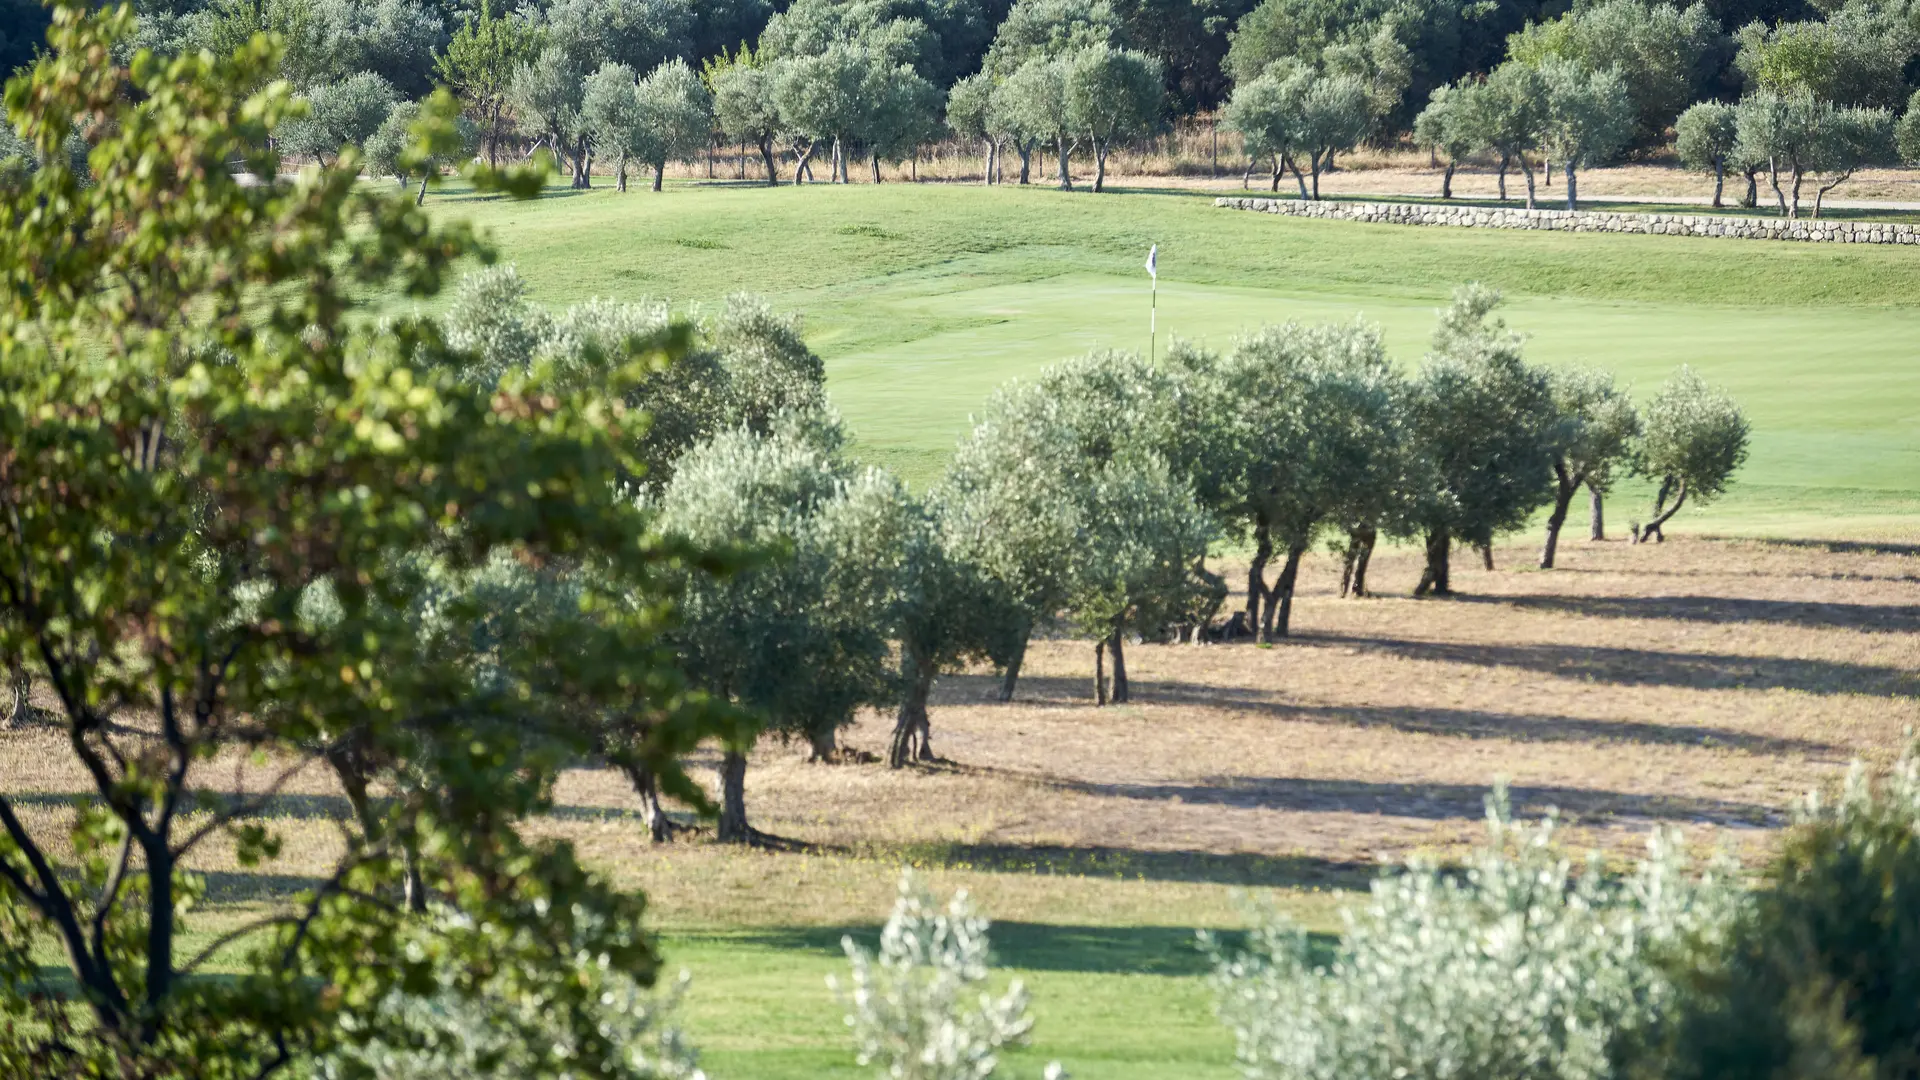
[438,181,1920,535]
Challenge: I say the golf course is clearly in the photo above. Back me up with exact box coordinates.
[435,179,1920,535]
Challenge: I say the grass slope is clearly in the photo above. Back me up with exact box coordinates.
[429,180,1920,533]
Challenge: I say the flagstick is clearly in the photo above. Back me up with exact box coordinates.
[1149,275,1157,364]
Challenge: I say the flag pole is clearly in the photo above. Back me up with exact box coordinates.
[1145,243,1158,364]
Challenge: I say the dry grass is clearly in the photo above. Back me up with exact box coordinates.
[3,534,1915,933]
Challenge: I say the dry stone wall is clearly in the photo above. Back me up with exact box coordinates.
[1214,196,1920,245]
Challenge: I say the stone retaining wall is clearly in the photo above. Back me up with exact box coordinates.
[1214,195,1920,245]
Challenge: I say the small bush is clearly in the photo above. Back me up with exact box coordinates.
[1205,787,1738,1080]
[1628,750,1920,1080]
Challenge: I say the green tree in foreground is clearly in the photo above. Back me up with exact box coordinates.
[1539,366,1639,569]
[1405,286,1556,596]
[1633,367,1749,544]
[1631,749,1920,1080]
[1206,788,1738,1080]
[0,6,721,1073]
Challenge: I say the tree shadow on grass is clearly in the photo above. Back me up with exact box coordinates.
[1453,592,1920,633]
[1733,537,1920,558]
[971,674,1840,757]
[1039,774,1779,829]
[1303,633,1917,698]
[679,921,1317,977]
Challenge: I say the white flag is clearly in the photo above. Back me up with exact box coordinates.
[1144,244,1157,279]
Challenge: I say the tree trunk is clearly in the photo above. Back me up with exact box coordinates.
[1093,638,1107,706]
[1742,165,1759,209]
[1588,481,1605,540]
[998,626,1028,702]
[1541,468,1577,569]
[1518,155,1536,209]
[807,724,836,762]
[759,135,778,185]
[1245,155,1257,189]
[872,152,882,183]
[1790,164,1804,219]
[1415,526,1451,597]
[1478,542,1494,571]
[1269,155,1282,192]
[888,657,937,768]
[1711,160,1725,208]
[1309,151,1323,200]
[1768,157,1788,216]
[1442,161,1455,199]
[1813,172,1849,219]
[652,163,664,192]
[4,661,27,727]
[620,760,674,842]
[1093,141,1107,192]
[830,138,842,183]
[792,142,814,185]
[1564,161,1578,211]
[1287,154,1309,200]
[415,172,429,206]
[1641,477,1688,543]
[1056,134,1072,190]
[983,138,995,185]
[1347,525,1376,598]
[1497,151,1509,201]
[707,137,715,179]
[1267,543,1308,640]
[1017,140,1032,184]
[1107,628,1129,703]
[1245,519,1272,626]
[717,750,751,843]
[615,152,629,193]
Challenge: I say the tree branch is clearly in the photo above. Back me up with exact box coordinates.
[0,791,128,1017]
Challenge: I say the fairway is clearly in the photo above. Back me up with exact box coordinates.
[440,181,1920,534]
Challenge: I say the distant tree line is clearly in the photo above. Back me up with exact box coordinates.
[20,0,1920,204]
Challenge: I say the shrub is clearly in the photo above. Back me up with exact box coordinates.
[833,872,1062,1080]
[1630,749,1920,1080]
[1205,788,1739,1080]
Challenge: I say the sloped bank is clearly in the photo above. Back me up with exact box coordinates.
[1215,196,1920,245]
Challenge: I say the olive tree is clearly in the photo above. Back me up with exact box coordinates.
[0,10,723,1073]
[1464,62,1545,205]
[635,58,713,192]
[1535,59,1634,211]
[1737,90,1896,219]
[1734,9,1916,111]
[1404,286,1557,596]
[709,46,782,185]
[1896,88,1920,167]
[1204,321,1403,638]
[861,59,942,182]
[1633,367,1750,544]
[1224,62,1309,194]
[1000,55,1076,189]
[1539,367,1639,569]
[772,45,870,183]
[364,98,480,204]
[1413,82,1477,199]
[654,423,897,843]
[276,70,397,165]
[511,46,593,187]
[1065,43,1162,192]
[946,70,1003,183]
[1676,100,1751,208]
[583,62,645,191]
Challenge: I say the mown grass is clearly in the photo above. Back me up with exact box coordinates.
[412,179,1920,532]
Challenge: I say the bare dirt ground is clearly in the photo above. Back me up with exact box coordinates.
[3,534,1915,930]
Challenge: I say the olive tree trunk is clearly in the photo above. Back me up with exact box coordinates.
[1264,542,1308,640]
[1639,477,1689,543]
[1016,140,1032,184]
[614,153,628,193]
[1244,519,1272,626]
[1415,526,1451,597]
[791,141,815,185]
[997,623,1029,702]
[1055,134,1073,190]
[1496,151,1509,201]
[1711,159,1725,208]
[1541,460,1581,569]
[888,654,937,768]
[1093,638,1107,706]
[1107,629,1129,703]
[1340,524,1376,598]
[4,662,27,727]
[620,760,674,843]
[1441,161,1455,199]
[758,135,778,185]
[1588,482,1606,540]
[1478,543,1494,571]
[1092,139,1108,192]
[1563,160,1579,211]
[651,163,664,192]
[717,749,752,843]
